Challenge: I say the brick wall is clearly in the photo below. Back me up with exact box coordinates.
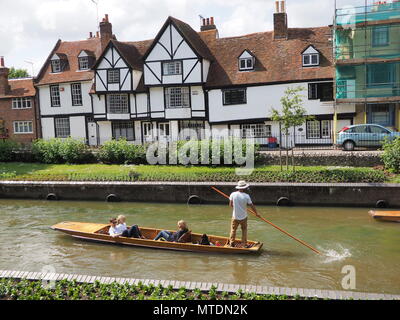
[0,97,38,144]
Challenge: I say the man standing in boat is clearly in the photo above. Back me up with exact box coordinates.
[229,181,260,248]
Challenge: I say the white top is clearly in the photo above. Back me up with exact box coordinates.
[109,223,127,236]
[229,191,252,220]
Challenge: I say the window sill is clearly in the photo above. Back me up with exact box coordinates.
[13,132,34,135]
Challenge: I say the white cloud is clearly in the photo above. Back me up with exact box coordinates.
[0,0,337,73]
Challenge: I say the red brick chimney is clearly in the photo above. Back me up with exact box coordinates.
[100,14,114,50]
[274,1,288,40]
[199,16,219,45]
[0,57,10,96]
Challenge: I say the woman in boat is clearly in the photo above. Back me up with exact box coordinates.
[108,218,121,237]
[154,220,188,242]
[117,215,144,239]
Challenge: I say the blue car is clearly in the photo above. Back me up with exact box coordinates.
[336,124,400,151]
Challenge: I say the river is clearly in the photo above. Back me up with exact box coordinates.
[0,199,399,294]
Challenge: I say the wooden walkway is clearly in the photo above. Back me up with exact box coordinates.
[1,269,399,300]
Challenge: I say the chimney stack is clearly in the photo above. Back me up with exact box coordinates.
[0,57,10,96]
[274,1,288,40]
[99,14,114,50]
[200,16,217,32]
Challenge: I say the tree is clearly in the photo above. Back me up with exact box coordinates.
[8,67,30,79]
[271,86,313,170]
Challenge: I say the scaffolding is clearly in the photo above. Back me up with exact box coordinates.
[334,0,400,101]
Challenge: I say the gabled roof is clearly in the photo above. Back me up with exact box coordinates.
[142,16,214,61]
[93,39,152,71]
[205,27,333,88]
[36,37,102,86]
[0,78,36,99]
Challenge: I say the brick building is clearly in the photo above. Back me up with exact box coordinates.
[0,57,39,144]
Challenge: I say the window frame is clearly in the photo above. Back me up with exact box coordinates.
[239,57,255,71]
[107,94,129,114]
[51,59,62,73]
[165,87,190,109]
[302,53,320,67]
[112,121,135,141]
[308,82,334,102]
[54,117,71,138]
[107,69,120,84]
[372,26,389,47]
[50,85,61,108]
[78,56,90,70]
[241,124,272,139]
[222,88,247,106]
[162,61,182,76]
[12,97,32,109]
[306,120,331,139]
[13,121,33,134]
[71,83,83,106]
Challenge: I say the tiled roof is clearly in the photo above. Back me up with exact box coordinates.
[112,39,153,71]
[36,37,102,86]
[205,27,334,88]
[0,78,35,98]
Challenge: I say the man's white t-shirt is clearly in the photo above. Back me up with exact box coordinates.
[115,223,127,234]
[229,191,252,220]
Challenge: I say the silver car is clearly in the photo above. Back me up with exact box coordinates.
[336,124,400,151]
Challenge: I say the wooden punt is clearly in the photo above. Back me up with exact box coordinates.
[369,211,400,222]
[51,222,263,254]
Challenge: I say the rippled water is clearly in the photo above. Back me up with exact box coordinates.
[0,199,399,294]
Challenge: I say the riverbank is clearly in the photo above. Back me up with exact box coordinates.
[1,270,399,300]
[0,162,396,183]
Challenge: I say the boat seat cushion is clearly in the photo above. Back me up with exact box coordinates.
[178,231,192,243]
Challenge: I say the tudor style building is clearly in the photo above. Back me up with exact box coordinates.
[36,1,358,147]
[0,57,39,144]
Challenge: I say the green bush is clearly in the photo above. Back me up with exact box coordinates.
[32,138,94,164]
[381,137,400,173]
[98,139,147,164]
[0,140,19,162]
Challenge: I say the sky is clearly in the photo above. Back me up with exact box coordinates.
[0,0,371,75]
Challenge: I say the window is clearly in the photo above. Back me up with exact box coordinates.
[78,57,90,70]
[303,54,319,67]
[50,85,61,107]
[12,98,32,109]
[163,61,182,76]
[368,104,395,127]
[158,123,170,139]
[107,94,129,114]
[13,121,33,134]
[370,125,390,134]
[71,83,83,106]
[241,124,271,138]
[55,118,70,138]
[239,58,254,71]
[51,59,62,73]
[143,122,153,138]
[306,120,331,139]
[367,63,395,88]
[112,121,134,141]
[372,26,389,47]
[107,69,120,84]
[165,87,190,108]
[223,89,247,105]
[308,82,334,101]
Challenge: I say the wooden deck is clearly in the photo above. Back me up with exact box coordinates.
[0,269,399,300]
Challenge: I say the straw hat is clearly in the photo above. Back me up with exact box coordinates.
[236,181,250,190]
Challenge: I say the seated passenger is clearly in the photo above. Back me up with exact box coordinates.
[117,215,144,239]
[154,220,188,242]
[108,218,120,237]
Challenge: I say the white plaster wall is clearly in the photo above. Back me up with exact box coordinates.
[144,63,161,85]
[41,118,55,139]
[183,60,202,83]
[136,93,148,115]
[149,87,164,112]
[203,59,210,81]
[92,94,106,114]
[70,116,87,140]
[165,108,191,119]
[190,86,205,111]
[98,121,112,145]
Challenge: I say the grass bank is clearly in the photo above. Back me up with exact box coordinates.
[0,278,315,300]
[0,162,391,183]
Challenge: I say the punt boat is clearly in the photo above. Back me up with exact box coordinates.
[51,222,263,254]
[369,210,400,223]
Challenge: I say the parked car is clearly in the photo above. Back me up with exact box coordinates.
[336,124,400,151]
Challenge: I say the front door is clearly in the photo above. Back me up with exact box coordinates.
[87,122,98,146]
[158,123,170,142]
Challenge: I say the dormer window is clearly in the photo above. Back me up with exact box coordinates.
[50,53,68,73]
[238,50,255,71]
[302,46,320,67]
[163,61,182,76]
[78,50,95,70]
